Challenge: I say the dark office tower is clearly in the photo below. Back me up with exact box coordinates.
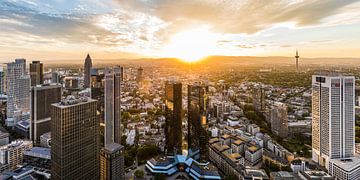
[100,143,124,180]
[164,81,182,155]
[30,61,44,86]
[104,67,121,145]
[137,67,143,83]
[120,66,125,81]
[30,84,62,145]
[84,54,92,88]
[100,66,124,180]
[188,83,209,162]
[51,97,99,180]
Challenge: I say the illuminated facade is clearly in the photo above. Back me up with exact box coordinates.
[188,83,209,162]
[165,81,182,155]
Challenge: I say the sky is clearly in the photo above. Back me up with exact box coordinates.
[0,0,360,61]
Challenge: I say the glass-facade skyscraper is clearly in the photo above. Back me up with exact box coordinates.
[51,97,99,180]
[165,81,182,155]
[188,83,209,162]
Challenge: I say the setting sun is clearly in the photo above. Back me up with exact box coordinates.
[163,27,218,62]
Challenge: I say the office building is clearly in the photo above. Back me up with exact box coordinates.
[6,59,30,126]
[137,67,143,83]
[30,84,62,144]
[164,81,182,155]
[188,83,209,161]
[312,75,355,169]
[329,157,360,180]
[0,131,9,146]
[100,67,124,180]
[51,96,99,180]
[40,132,51,148]
[29,61,44,86]
[23,147,51,170]
[253,84,266,112]
[0,140,32,172]
[84,54,92,88]
[145,155,221,179]
[52,72,59,84]
[14,120,30,139]
[100,143,124,180]
[104,67,121,145]
[271,102,288,138]
[0,66,5,94]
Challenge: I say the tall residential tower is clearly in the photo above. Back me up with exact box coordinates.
[6,59,30,126]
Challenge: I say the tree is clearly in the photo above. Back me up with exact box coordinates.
[154,174,166,180]
[137,144,159,164]
[134,169,145,178]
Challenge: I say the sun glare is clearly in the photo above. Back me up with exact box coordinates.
[163,28,218,63]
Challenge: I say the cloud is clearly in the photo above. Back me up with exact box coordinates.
[0,0,168,57]
[116,0,360,34]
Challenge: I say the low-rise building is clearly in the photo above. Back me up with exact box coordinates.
[245,145,262,166]
[0,140,33,172]
[0,131,9,146]
[298,170,333,180]
[329,157,360,180]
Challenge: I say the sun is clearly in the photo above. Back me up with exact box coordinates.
[163,27,218,63]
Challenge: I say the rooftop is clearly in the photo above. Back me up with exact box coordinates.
[24,147,51,159]
[53,96,96,107]
[103,143,123,153]
[329,156,360,172]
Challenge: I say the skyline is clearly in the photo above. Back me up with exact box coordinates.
[1,0,360,61]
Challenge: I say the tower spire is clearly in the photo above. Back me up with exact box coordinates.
[295,50,300,71]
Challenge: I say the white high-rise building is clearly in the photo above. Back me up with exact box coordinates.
[6,59,30,126]
[312,74,355,169]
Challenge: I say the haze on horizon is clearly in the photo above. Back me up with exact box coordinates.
[0,0,360,61]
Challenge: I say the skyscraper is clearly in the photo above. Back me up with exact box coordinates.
[312,74,355,169]
[84,54,92,88]
[104,67,121,145]
[137,67,143,83]
[0,66,5,94]
[29,61,44,86]
[188,83,209,162]
[30,84,62,144]
[164,81,182,155]
[51,96,99,180]
[100,66,124,180]
[6,59,30,126]
[271,102,288,138]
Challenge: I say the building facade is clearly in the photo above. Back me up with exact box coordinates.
[0,140,32,172]
[271,102,288,138]
[51,97,99,180]
[6,59,30,126]
[312,75,355,169]
[164,81,182,155]
[29,61,44,86]
[188,83,209,162]
[84,54,92,88]
[30,84,62,144]
[101,67,124,180]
